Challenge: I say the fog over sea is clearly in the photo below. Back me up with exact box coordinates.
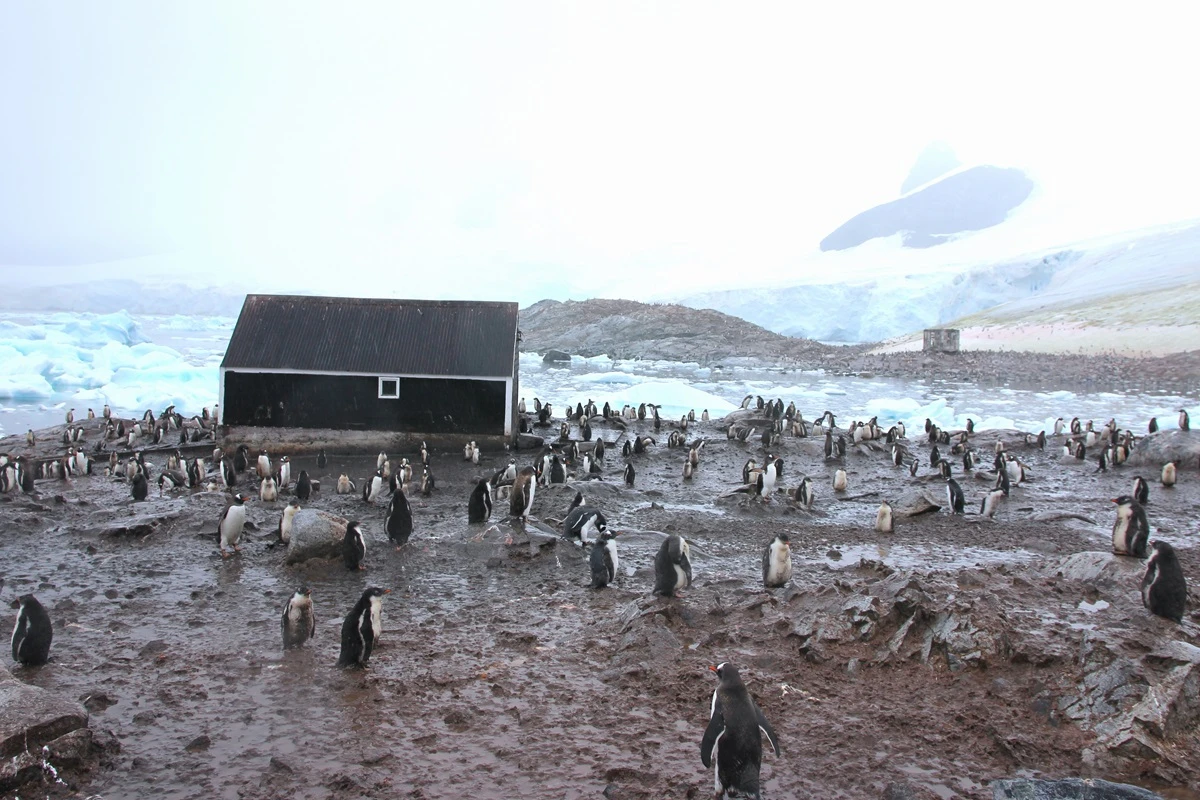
[0,311,1195,439]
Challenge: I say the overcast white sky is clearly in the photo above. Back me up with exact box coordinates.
[3,2,1198,303]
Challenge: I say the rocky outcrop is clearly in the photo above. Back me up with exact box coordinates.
[1128,429,1199,468]
[284,508,351,565]
[0,670,91,791]
[519,298,832,363]
[991,777,1166,799]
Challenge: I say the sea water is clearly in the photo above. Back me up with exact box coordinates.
[0,311,1195,437]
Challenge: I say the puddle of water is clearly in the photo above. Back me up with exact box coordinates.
[819,543,1040,571]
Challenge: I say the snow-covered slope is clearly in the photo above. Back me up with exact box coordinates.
[675,220,1200,347]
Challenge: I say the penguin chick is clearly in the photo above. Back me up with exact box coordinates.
[832,469,848,492]
[281,587,316,649]
[761,533,791,588]
[874,501,893,533]
[700,663,780,800]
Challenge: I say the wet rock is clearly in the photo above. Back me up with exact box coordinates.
[1045,552,1145,589]
[0,670,90,790]
[1128,428,1199,468]
[284,508,351,565]
[80,691,117,712]
[184,734,211,752]
[542,349,572,363]
[138,640,168,658]
[991,777,1167,799]
[43,727,93,767]
[269,755,295,773]
[893,487,941,517]
[100,511,178,537]
[882,781,939,800]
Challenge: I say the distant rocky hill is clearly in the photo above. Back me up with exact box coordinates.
[519,298,841,363]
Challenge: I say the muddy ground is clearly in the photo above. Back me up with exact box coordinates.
[2,411,1199,800]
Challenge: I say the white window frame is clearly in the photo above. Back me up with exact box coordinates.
[378,376,400,399]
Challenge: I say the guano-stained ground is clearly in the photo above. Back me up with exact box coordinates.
[2,414,1199,800]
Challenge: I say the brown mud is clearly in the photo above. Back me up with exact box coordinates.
[2,415,1199,800]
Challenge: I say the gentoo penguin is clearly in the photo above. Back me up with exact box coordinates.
[909,459,919,477]
[234,444,250,473]
[590,530,620,589]
[386,487,414,547]
[363,470,386,503]
[1132,476,1150,506]
[994,465,1011,497]
[1148,417,1158,434]
[220,456,237,489]
[510,466,537,522]
[281,587,316,649]
[761,533,791,588]
[294,469,312,501]
[564,493,609,545]
[1141,541,1187,623]
[823,430,834,460]
[937,459,952,479]
[794,476,813,510]
[25,429,34,448]
[689,440,704,467]
[217,492,250,557]
[683,460,695,480]
[342,520,367,570]
[11,594,53,666]
[874,501,893,533]
[66,407,74,424]
[702,409,710,422]
[468,479,492,524]
[623,462,635,487]
[962,450,976,472]
[594,437,606,463]
[1054,418,1065,436]
[1006,456,1025,485]
[1161,461,1177,487]
[420,465,436,497]
[277,456,291,490]
[316,449,328,469]
[337,587,389,668]
[549,454,567,484]
[930,445,941,468]
[1111,495,1149,558]
[891,444,904,467]
[260,475,278,502]
[1180,409,1190,431]
[336,474,355,494]
[257,449,272,479]
[131,472,149,502]
[832,469,848,492]
[276,499,300,544]
[1070,417,1082,435]
[946,478,965,514]
[757,456,781,500]
[700,663,780,800]
[981,489,1004,519]
[103,403,112,420]
[654,534,692,597]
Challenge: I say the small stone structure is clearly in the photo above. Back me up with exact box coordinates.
[923,328,960,353]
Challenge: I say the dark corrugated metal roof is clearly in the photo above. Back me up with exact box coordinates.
[221,295,518,378]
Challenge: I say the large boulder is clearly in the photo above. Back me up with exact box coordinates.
[1128,429,1198,468]
[0,670,90,791]
[1043,551,1146,589]
[991,778,1166,800]
[284,508,351,565]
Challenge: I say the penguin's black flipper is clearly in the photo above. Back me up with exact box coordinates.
[756,710,781,756]
[700,710,725,768]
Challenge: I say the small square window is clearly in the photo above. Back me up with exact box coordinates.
[378,377,399,399]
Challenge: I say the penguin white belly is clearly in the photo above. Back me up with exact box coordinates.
[579,516,598,545]
[710,729,726,793]
[221,505,246,549]
[605,540,619,577]
[369,596,383,643]
[1112,512,1131,554]
[673,563,688,591]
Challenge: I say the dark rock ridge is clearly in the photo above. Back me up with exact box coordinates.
[519,298,834,363]
[820,165,1035,251]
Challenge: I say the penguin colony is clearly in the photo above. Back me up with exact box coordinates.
[4,398,1195,796]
